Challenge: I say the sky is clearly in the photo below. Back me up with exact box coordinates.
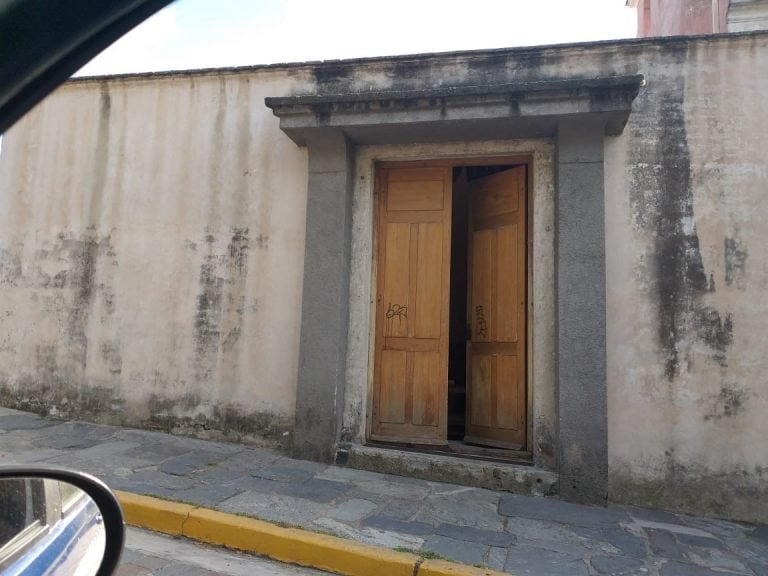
[76,0,638,76]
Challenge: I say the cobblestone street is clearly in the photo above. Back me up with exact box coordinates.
[2,407,766,575]
[119,528,331,575]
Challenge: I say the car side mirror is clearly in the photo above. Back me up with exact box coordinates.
[0,466,124,576]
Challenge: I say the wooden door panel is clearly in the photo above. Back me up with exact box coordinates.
[472,176,518,217]
[415,223,443,339]
[465,166,527,450]
[471,229,493,343]
[496,224,518,343]
[372,166,451,444]
[383,223,411,338]
[496,355,522,430]
[388,180,445,211]
[412,351,440,426]
[470,354,493,427]
[379,350,407,424]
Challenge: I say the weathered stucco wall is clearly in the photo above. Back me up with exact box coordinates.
[1,32,767,521]
[605,34,768,522]
[0,70,311,444]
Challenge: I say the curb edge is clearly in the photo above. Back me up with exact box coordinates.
[114,491,508,576]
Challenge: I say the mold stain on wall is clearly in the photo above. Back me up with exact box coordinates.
[194,233,226,383]
[64,233,114,370]
[705,382,747,420]
[724,234,748,289]
[145,393,290,448]
[629,57,735,383]
[36,230,118,375]
[0,71,308,448]
[613,48,764,522]
[0,227,288,445]
[609,457,768,523]
[192,227,262,393]
[0,229,122,415]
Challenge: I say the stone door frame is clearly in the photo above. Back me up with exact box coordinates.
[266,75,643,503]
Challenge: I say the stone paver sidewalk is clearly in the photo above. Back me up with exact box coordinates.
[1,407,766,575]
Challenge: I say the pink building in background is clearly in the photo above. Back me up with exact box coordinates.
[628,0,768,36]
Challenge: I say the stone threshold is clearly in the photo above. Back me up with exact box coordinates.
[367,440,533,465]
[335,443,558,498]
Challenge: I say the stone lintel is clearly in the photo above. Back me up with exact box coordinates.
[266,75,644,145]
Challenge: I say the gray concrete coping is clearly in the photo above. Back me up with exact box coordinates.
[265,75,644,145]
[264,75,645,109]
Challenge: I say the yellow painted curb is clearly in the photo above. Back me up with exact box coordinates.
[185,507,418,576]
[115,491,510,576]
[420,559,508,576]
[115,490,195,536]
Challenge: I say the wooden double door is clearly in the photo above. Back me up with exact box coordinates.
[371,163,527,450]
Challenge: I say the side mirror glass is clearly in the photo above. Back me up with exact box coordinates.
[0,468,124,576]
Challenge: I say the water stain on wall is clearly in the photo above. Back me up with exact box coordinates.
[34,344,58,380]
[609,457,768,524]
[100,340,122,375]
[0,225,279,443]
[0,231,120,380]
[629,55,734,381]
[0,380,125,420]
[695,308,733,368]
[705,381,747,420]
[56,231,119,374]
[89,83,111,224]
[146,393,291,448]
[724,235,748,289]
[66,235,100,369]
[193,227,261,386]
[0,379,289,447]
[227,228,249,277]
[0,246,22,286]
[194,234,225,381]
[312,64,352,91]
